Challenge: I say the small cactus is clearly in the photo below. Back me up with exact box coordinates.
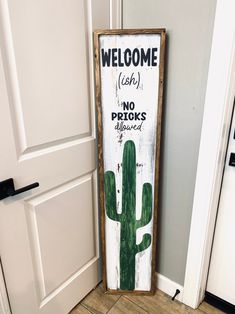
[104,140,152,290]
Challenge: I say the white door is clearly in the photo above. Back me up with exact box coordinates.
[207,96,235,304]
[0,1,109,313]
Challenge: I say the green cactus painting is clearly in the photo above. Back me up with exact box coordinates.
[104,140,152,290]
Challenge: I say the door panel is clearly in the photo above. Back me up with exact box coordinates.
[7,0,91,148]
[0,0,109,313]
[26,175,96,298]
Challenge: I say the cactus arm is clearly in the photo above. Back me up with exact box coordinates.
[137,183,152,228]
[136,234,151,253]
[104,171,120,222]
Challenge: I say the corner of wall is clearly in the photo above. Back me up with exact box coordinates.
[156,272,184,303]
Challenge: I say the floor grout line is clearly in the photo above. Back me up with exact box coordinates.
[106,295,121,314]
[122,295,149,313]
[83,304,93,314]
[80,303,95,314]
[70,302,93,314]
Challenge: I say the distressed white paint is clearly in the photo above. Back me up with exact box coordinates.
[99,34,161,290]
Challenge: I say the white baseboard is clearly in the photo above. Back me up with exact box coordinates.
[156,273,184,302]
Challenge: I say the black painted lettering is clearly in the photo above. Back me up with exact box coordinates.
[151,48,158,66]
[141,112,147,120]
[101,47,158,67]
[123,101,135,110]
[112,48,118,67]
[124,49,132,66]
[129,102,135,110]
[112,112,117,120]
[118,48,124,67]
[132,48,140,66]
[141,48,151,66]
[101,48,111,67]
[117,112,123,120]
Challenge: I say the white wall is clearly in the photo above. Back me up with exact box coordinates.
[123,0,217,285]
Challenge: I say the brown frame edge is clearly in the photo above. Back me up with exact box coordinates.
[94,28,166,295]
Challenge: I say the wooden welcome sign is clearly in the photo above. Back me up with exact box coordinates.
[94,29,166,294]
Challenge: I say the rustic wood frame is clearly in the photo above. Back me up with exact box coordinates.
[94,28,166,295]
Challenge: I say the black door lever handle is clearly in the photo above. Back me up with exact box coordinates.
[229,153,235,167]
[0,178,39,200]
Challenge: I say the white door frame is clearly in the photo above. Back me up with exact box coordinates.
[183,0,235,309]
[0,1,122,313]
[0,261,11,314]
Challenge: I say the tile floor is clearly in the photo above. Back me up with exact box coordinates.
[70,284,224,314]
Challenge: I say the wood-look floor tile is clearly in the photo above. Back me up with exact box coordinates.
[70,283,223,314]
[70,303,92,314]
[81,285,120,314]
[199,302,225,314]
[125,289,205,314]
[108,296,147,314]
